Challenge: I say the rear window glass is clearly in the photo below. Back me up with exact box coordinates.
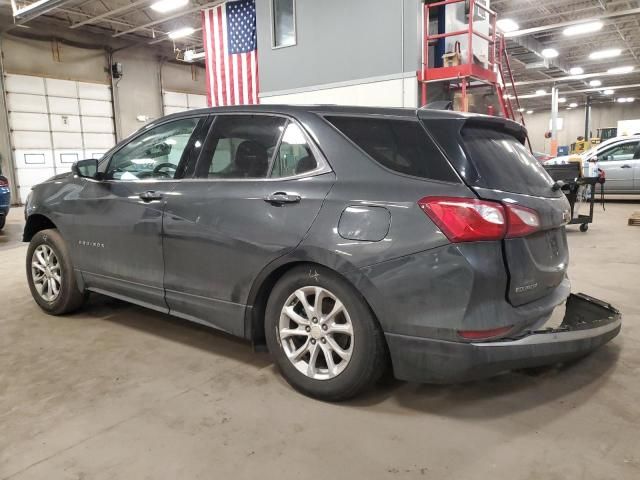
[461,127,555,197]
[325,116,459,183]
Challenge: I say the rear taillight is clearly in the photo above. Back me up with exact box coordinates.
[418,196,506,242]
[0,177,8,187]
[458,325,513,340]
[504,203,540,238]
[418,196,541,242]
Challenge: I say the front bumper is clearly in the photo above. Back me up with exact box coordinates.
[386,293,621,383]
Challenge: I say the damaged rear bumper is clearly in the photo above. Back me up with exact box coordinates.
[386,293,621,383]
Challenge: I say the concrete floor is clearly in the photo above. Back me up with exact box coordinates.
[1,201,639,480]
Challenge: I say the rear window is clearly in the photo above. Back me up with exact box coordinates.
[461,127,555,197]
[325,116,459,183]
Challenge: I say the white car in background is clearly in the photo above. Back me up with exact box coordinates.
[547,135,640,193]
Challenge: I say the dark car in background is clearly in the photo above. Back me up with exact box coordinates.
[0,173,10,230]
[22,106,621,400]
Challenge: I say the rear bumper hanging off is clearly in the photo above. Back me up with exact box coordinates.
[386,293,621,383]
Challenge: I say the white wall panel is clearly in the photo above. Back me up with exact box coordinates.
[14,149,54,168]
[81,116,114,133]
[163,91,188,107]
[8,112,49,131]
[260,77,418,108]
[52,132,83,149]
[164,106,188,115]
[7,93,48,113]
[85,149,107,159]
[50,114,82,132]
[12,131,51,149]
[80,99,112,117]
[187,94,207,108]
[83,133,115,149]
[45,78,77,97]
[48,96,80,115]
[54,149,83,167]
[78,82,111,101]
[8,75,115,201]
[5,74,45,95]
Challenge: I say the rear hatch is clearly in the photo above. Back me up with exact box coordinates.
[421,112,571,307]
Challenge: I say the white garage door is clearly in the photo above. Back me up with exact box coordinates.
[163,91,207,115]
[6,74,116,202]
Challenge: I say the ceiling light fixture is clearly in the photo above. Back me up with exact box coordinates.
[589,48,621,60]
[558,97,567,103]
[607,66,634,75]
[589,79,602,87]
[496,19,519,33]
[617,97,629,103]
[535,89,546,96]
[151,0,189,13]
[627,97,635,102]
[526,110,533,114]
[541,48,559,58]
[569,102,578,108]
[563,21,603,37]
[168,26,195,39]
[517,108,525,112]
[569,67,584,75]
[603,89,615,95]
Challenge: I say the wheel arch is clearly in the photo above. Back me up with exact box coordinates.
[23,214,58,242]
[245,253,386,348]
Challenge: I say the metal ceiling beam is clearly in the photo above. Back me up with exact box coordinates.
[505,7,640,38]
[518,82,640,99]
[112,0,223,38]
[13,0,77,26]
[147,27,203,44]
[513,70,639,87]
[58,7,161,34]
[70,0,150,29]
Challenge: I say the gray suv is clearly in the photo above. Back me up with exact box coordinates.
[23,106,621,400]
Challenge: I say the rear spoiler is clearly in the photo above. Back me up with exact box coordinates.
[417,109,528,145]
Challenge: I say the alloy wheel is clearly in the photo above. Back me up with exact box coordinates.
[31,244,62,302]
[278,286,354,380]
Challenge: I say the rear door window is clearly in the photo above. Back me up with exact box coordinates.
[325,116,459,183]
[460,126,554,197]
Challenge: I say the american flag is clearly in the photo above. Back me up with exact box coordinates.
[201,0,259,106]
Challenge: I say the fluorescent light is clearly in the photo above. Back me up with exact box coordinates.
[496,19,519,33]
[184,49,206,62]
[627,97,635,102]
[569,67,584,75]
[558,97,567,103]
[541,48,559,58]
[607,66,634,75]
[526,110,533,114]
[535,89,546,96]
[151,0,188,13]
[603,89,615,95]
[168,27,194,39]
[569,102,578,108]
[563,21,603,36]
[617,97,628,103]
[589,79,602,87]
[517,107,525,112]
[589,48,621,60]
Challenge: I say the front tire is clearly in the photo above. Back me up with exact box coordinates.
[26,228,85,315]
[265,265,387,401]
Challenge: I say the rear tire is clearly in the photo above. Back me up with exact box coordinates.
[580,223,589,232]
[0,215,5,230]
[265,265,387,401]
[26,229,85,315]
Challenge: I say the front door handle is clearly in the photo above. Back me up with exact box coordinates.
[139,190,164,202]
[264,192,301,205]
[621,164,632,168]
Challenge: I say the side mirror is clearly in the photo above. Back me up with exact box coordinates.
[72,159,99,179]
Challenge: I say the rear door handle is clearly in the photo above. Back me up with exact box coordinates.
[139,190,164,202]
[264,192,301,205]
[621,164,632,168]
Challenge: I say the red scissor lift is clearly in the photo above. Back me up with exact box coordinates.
[418,0,528,135]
